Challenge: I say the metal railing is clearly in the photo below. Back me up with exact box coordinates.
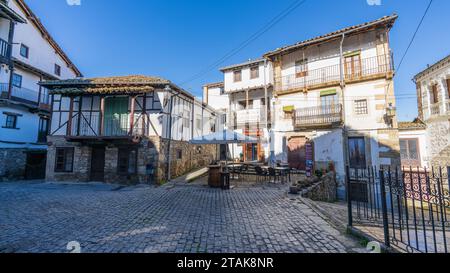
[347,165,450,253]
[275,54,393,93]
[229,107,269,128]
[0,83,39,104]
[70,112,148,137]
[293,104,342,128]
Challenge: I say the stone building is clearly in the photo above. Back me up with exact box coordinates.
[41,76,221,184]
[413,54,450,169]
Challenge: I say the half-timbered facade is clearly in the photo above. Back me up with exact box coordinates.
[41,76,221,184]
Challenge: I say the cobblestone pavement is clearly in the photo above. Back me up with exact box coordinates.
[0,181,365,253]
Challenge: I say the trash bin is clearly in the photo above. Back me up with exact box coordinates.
[220,171,230,190]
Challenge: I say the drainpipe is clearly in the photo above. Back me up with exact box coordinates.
[263,59,269,161]
[340,33,350,189]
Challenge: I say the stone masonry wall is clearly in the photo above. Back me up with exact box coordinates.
[46,136,216,184]
[0,148,27,181]
[158,139,217,183]
[46,136,91,182]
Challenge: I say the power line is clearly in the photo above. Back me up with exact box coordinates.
[179,0,308,87]
[395,0,434,75]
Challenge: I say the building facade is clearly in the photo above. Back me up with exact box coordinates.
[0,0,81,181]
[220,58,273,162]
[41,76,222,185]
[265,15,400,198]
[414,55,450,168]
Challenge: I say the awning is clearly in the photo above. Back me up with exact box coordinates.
[190,130,259,145]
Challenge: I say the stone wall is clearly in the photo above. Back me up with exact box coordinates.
[302,172,337,202]
[46,136,216,185]
[427,119,450,168]
[158,139,217,183]
[46,136,91,182]
[0,148,27,181]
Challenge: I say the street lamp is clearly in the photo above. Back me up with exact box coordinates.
[385,103,396,127]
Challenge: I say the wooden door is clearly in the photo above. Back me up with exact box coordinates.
[288,136,306,170]
[344,54,362,80]
[90,147,105,181]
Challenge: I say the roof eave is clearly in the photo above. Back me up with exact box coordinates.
[263,14,398,58]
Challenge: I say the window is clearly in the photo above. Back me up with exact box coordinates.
[220,87,225,95]
[446,79,450,99]
[344,53,361,79]
[55,147,74,172]
[210,119,216,133]
[354,99,368,115]
[182,110,190,128]
[3,113,18,129]
[176,149,182,159]
[233,70,242,82]
[348,137,366,168]
[250,66,259,79]
[20,44,29,58]
[12,73,22,88]
[54,64,61,76]
[295,59,308,78]
[38,117,49,143]
[431,84,439,104]
[400,139,419,161]
[117,148,137,175]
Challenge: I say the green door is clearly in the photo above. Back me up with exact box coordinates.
[104,97,129,136]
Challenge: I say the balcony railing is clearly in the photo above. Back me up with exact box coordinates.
[69,113,147,138]
[293,104,343,128]
[0,83,50,110]
[275,54,393,93]
[229,107,269,128]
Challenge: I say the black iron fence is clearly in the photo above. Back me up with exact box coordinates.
[347,165,450,253]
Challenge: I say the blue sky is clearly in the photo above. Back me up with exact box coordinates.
[27,0,449,121]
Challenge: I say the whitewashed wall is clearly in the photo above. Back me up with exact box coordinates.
[205,85,229,111]
[223,61,273,93]
[399,129,428,168]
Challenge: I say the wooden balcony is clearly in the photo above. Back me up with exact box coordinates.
[275,54,394,95]
[293,104,343,129]
[66,112,148,143]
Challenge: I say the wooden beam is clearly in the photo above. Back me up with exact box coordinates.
[99,97,105,136]
[142,94,146,136]
[129,96,136,135]
[66,96,74,136]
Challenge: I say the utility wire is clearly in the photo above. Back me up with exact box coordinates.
[179,0,308,87]
[395,0,434,75]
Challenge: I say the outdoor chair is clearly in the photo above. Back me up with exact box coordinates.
[255,166,268,183]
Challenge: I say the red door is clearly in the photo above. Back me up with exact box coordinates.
[288,136,306,170]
